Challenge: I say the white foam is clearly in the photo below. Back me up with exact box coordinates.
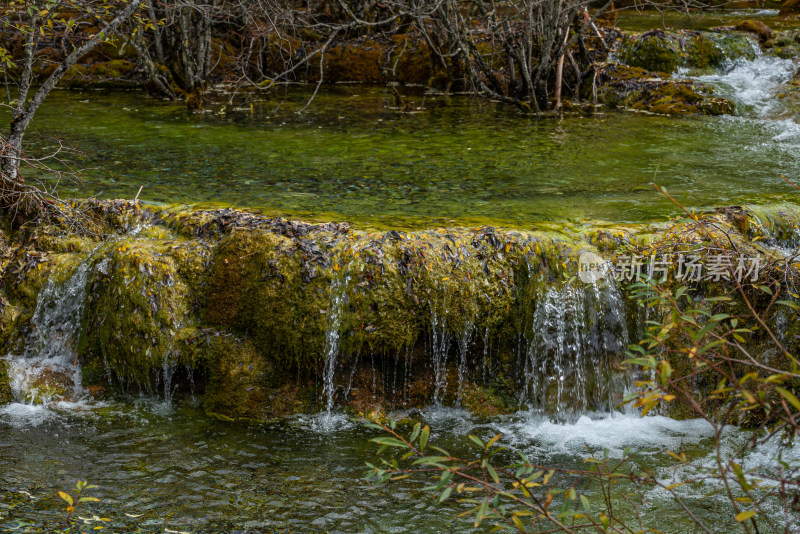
[292,411,356,433]
[0,402,55,427]
[693,55,798,117]
[494,412,716,457]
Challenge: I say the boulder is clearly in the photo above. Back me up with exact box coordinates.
[779,0,800,17]
[734,20,774,43]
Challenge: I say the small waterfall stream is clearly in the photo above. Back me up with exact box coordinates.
[321,275,349,426]
[6,261,93,404]
[522,279,629,413]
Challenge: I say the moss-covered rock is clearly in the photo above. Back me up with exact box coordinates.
[588,64,734,115]
[197,334,311,421]
[0,359,12,405]
[617,29,756,74]
[4,200,799,421]
[87,59,136,78]
[82,239,192,391]
[618,30,683,73]
[779,0,800,17]
[734,20,774,44]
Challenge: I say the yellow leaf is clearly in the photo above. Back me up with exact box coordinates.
[735,510,755,522]
[58,491,73,506]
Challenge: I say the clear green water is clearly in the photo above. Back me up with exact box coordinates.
[1,402,795,532]
[20,86,800,228]
[614,6,797,32]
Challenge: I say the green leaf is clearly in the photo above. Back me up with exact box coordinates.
[79,497,100,503]
[486,434,502,448]
[411,456,451,466]
[439,486,452,503]
[776,387,800,412]
[468,435,484,448]
[475,499,489,527]
[410,423,421,443]
[370,437,409,448]
[776,300,800,311]
[487,464,500,484]
[420,425,430,451]
[58,491,73,506]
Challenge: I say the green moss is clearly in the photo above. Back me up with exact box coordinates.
[5,200,799,420]
[87,59,135,78]
[82,240,191,390]
[0,360,12,405]
[743,202,800,244]
[618,30,682,73]
[196,333,311,422]
[460,382,516,416]
[684,34,725,69]
[618,30,756,75]
[631,82,734,116]
[589,63,733,116]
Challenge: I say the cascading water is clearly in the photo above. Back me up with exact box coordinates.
[689,46,800,149]
[455,321,473,405]
[5,260,93,404]
[522,278,629,413]
[321,275,349,426]
[430,311,452,405]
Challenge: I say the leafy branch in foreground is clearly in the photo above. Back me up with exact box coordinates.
[622,279,800,534]
[364,418,666,533]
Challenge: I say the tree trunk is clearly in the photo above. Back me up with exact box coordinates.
[1,0,145,218]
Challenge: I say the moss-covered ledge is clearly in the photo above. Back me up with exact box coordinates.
[0,200,798,421]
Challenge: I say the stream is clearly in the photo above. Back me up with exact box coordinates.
[15,41,800,228]
[2,14,800,534]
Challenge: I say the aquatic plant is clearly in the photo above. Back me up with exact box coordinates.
[57,480,103,530]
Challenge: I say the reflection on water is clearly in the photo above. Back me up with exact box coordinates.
[17,82,800,228]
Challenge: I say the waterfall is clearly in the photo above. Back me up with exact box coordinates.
[522,279,629,413]
[692,52,797,118]
[321,275,349,424]
[456,322,473,404]
[430,311,452,405]
[6,260,93,404]
[689,49,800,152]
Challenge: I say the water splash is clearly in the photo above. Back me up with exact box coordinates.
[4,226,146,408]
[691,51,800,151]
[693,53,797,117]
[6,260,94,404]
